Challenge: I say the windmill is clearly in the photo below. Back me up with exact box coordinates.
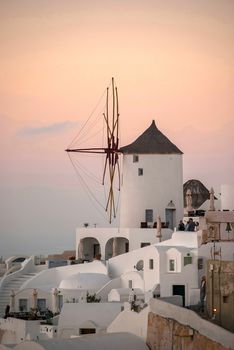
[65,78,121,223]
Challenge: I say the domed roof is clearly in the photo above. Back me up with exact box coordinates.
[183,179,211,209]
[59,272,110,290]
[120,120,183,154]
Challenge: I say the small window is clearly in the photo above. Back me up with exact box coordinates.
[141,242,150,248]
[19,299,28,312]
[184,256,192,266]
[138,168,143,176]
[149,259,154,270]
[169,259,175,272]
[80,328,96,335]
[133,155,139,163]
[125,242,129,253]
[37,298,46,311]
[128,280,133,288]
[223,296,229,303]
[198,258,203,270]
[58,295,63,310]
[145,209,153,222]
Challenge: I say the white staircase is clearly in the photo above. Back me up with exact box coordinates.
[0,272,37,317]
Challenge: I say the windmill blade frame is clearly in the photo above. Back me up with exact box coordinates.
[66,78,121,223]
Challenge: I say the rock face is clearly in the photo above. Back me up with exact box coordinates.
[147,313,230,350]
[183,179,210,209]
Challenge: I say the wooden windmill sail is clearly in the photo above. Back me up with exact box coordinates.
[65,78,121,223]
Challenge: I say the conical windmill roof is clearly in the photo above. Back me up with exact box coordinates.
[120,120,183,154]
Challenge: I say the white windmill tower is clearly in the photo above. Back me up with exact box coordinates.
[119,120,183,229]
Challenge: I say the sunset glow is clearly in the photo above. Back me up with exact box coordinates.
[1,0,233,257]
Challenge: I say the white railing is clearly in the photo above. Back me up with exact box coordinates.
[0,256,35,290]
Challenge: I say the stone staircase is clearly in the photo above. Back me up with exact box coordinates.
[0,272,37,317]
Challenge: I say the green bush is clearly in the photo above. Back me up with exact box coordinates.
[86,292,101,303]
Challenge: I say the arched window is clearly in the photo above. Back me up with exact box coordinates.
[166,248,181,273]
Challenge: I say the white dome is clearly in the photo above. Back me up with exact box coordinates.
[59,272,110,290]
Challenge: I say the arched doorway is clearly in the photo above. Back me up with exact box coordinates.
[79,237,101,261]
[105,237,129,260]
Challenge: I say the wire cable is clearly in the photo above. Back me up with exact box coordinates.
[68,79,112,149]
[67,153,109,222]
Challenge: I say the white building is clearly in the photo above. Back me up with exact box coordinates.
[75,227,172,261]
[75,120,183,262]
[220,184,234,210]
[120,120,183,229]
[0,120,233,347]
[58,302,122,338]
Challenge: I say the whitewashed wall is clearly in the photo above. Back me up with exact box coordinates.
[76,227,172,259]
[120,271,144,290]
[221,184,234,210]
[120,154,183,228]
[158,247,199,306]
[143,248,160,291]
[0,318,41,344]
[107,306,149,340]
[128,229,172,251]
[58,303,122,338]
[108,245,158,281]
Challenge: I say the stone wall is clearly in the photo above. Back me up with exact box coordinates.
[147,299,234,350]
[147,313,229,350]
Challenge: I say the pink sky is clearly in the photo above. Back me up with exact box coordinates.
[0,0,233,258]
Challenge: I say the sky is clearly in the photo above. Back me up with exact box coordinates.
[0,0,233,259]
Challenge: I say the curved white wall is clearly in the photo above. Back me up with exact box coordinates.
[120,154,183,228]
[107,307,149,341]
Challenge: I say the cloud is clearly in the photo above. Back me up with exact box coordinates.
[18,121,78,137]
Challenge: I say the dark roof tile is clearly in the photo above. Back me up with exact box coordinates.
[120,120,183,154]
